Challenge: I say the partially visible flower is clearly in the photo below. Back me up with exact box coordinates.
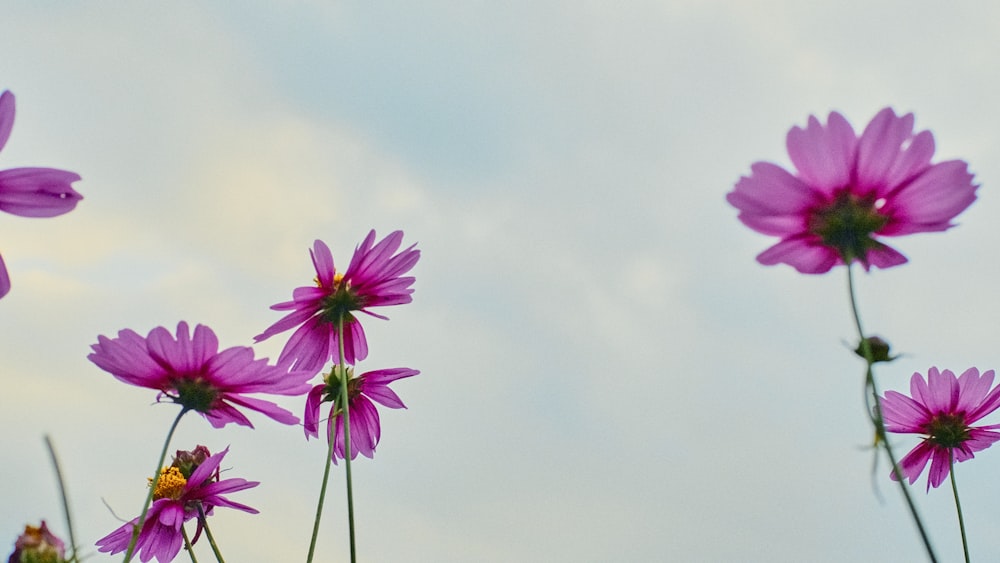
[7,521,66,563]
[96,446,258,563]
[0,90,83,299]
[305,366,419,462]
[881,367,1000,490]
[853,335,898,363]
[255,230,420,375]
[89,321,312,428]
[727,108,977,274]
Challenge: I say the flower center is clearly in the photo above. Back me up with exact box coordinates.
[149,466,187,500]
[322,366,361,407]
[807,191,889,262]
[171,377,220,413]
[319,273,363,324]
[926,413,970,448]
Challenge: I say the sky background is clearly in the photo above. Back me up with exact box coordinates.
[3,2,1000,562]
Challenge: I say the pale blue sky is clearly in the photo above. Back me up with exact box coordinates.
[4,2,1000,561]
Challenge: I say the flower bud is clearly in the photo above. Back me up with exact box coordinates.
[8,521,66,563]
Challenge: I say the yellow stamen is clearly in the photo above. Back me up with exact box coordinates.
[148,466,187,500]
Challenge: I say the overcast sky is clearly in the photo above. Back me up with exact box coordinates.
[4,2,1000,562]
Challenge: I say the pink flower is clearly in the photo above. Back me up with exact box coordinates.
[304,366,419,462]
[0,90,82,298]
[89,322,312,428]
[96,447,258,563]
[881,367,1000,490]
[7,520,66,563]
[727,108,977,274]
[255,230,420,374]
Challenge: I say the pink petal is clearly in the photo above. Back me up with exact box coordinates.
[0,168,83,217]
[881,160,977,235]
[755,236,840,274]
[0,253,9,299]
[785,112,856,194]
[311,239,335,287]
[0,91,13,152]
[862,244,907,270]
[855,108,914,192]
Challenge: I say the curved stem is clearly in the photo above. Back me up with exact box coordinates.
[196,503,226,563]
[846,265,937,563]
[44,435,78,562]
[949,451,970,563]
[181,525,200,563]
[123,408,189,563]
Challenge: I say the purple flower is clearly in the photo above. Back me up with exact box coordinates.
[881,367,1000,490]
[7,520,66,563]
[256,230,420,374]
[0,90,83,298]
[727,108,977,274]
[89,322,312,428]
[96,447,258,563]
[304,366,419,462]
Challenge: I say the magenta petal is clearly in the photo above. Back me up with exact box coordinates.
[0,167,82,217]
[863,244,907,270]
[883,160,977,235]
[311,239,335,287]
[855,108,914,191]
[895,441,933,485]
[303,384,325,439]
[0,253,10,299]
[756,237,840,274]
[786,112,856,193]
[0,90,13,151]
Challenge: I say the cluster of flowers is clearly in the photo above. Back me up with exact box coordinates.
[728,106,999,559]
[5,82,420,563]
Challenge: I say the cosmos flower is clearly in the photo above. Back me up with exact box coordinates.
[727,108,977,274]
[7,520,66,563]
[255,230,420,374]
[881,367,1000,490]
[0,90,82,299]
[96,447,258,563]
[304,366,419,462]
[89,321,312,428]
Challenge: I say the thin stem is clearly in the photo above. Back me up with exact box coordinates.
[123,408,189,563]
[197,503,226,563]
[846,265,937,563]
[338,316,358,562]
[949,451,970,563]
[181,525,200,563]
[44,435,78,562]
[306,405,337,562]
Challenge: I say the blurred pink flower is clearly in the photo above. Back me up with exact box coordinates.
[256,230,419,374]
[882,367,1000,490]
[727,108,977,273]
[304,366,419,462]
[0,90,82,298]
[7,520,66,563]
[96,447,257,563]
[89,322,312,428]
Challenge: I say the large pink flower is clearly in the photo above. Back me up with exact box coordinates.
[89,322,312,428]
[0,90,83,298]
[881,367,1000,490]
[255,230,420,374]
[304,366,419,462]
[727,108,977,273]
[96,447,258,563]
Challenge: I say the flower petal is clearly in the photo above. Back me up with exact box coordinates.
[755,236,840,274]
[786,112,856,194]
[0,167,82,217]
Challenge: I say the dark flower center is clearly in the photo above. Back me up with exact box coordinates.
[172,377,220,413]
[926,413,970,448]
[322,366,361,407]
[807,191,889,263]
[319,277,364,325]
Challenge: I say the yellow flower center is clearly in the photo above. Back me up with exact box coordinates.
[149,466,187,500]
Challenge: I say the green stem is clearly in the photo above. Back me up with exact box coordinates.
[181,525,200,563]
[338,317,357,562]
[306,414,337,562]
[846,265,938,563]
[949,451,970,563]
[197,503,226,563]
[123,408,189,563]
[44,435,78,562]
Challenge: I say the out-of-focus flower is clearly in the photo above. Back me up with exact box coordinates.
[0,90,82,299]
[882,367,1000,490]
[7,521,66,563]
[96,447,258,563]
[256,230,419,374]
[727,108,977,274]
[304,366,419,462]
[89,321,312,428]
[853,335,898,363]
